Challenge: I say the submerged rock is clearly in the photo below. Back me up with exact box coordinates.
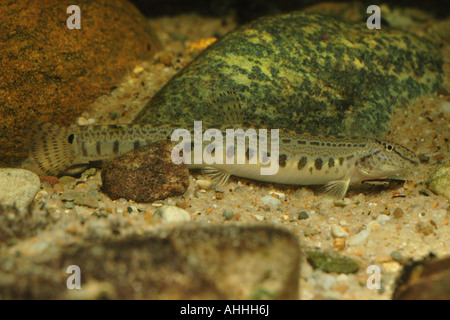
[101,141,189,203]
[393,255,450,300]
[0,224,300,299]
[135,12,442,138]
[307,251,359,273]
[0,0,159,167]
[427,165,450,199]
[155,205,191,224]
[0,169,40,211]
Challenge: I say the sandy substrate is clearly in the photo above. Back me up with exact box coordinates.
[13,12,450,299]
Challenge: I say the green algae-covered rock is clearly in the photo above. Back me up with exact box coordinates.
[307,251,359,274]
[427,165,450,199]
[134,12,442,137]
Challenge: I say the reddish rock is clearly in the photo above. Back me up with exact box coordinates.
[101,141,189,202]
[0,0,159,167]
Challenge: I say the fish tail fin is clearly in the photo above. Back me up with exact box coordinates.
[26,122,77,176]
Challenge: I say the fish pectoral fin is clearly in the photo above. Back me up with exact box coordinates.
[322,177,351,199]
[201,167,231,187]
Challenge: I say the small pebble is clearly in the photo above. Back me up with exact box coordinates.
[391,251,403,263]
[331,225,350,238]
[298,211,309,220]
[333,238,346,250]
[196,179,212,190]
[253,214,264,221]
[215,190,225,200]
[53,183,64,193]
[376,214,390,224]
[368,221,381,231]
[155,205,191,224]
[61,191,99,208]
[415,221,433,236]
[348,229,370,245]
[393,208,404,218]
[40,176,58,186]
[77,117,89,126]
[334,200,347,207]
[303,227,320,237]
[64,202,75,209]
[270,192,285,199]
[222,210,234,220]
[382,262,401,273]
[58,176,76,185]
[261,195,281,207]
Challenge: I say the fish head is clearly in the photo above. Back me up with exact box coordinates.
[356,139,419,179]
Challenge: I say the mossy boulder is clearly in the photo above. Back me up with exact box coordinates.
[134,12,442,137]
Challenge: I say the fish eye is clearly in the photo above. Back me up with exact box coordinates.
[68,134,75,144]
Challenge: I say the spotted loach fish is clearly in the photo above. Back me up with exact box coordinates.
[25,92,419,199]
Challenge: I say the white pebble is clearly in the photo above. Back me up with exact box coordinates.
[253,214,264,221]
[376,214,391,224]
[367,221,380,232]
[331,225,350,238]
[196,179,212,190]
[382,262,401,273]
[261,195,281,207]
[316,274,336,291]
[77,117,89,126]
[0,168,40,211]
[348,229,370,245]
[155,205,191,224]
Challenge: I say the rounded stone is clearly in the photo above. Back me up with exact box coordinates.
[0,0,159,167]
[101,141,189,203]
[261,195,281,207]
[331,225,350,238]
[154,205,191,224]
[0,169,41,211]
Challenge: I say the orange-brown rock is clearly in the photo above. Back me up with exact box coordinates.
[0,0,159,167]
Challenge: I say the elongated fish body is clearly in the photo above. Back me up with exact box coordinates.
[27,121,419,199]
[26,92,419,198]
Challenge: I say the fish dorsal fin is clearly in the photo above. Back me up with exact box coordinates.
[203,90,245,127]
[26,122,77,176]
